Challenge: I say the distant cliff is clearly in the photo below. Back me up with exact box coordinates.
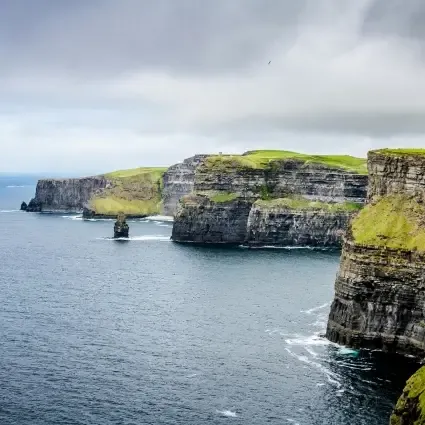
[161,155,208,216]
[172,151,367,246]
[326,149,425,358]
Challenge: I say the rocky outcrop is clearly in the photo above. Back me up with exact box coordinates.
[172,194,253,244]
[114,213,129,238]
[246,200,354,247]
[172,152,367,245]
[390,365,425,425]
[326,149,425,359]
[28,177,109,212]
[162,155,208,216]
[20,201,27,211]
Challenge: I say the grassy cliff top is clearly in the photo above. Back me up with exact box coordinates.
[372,148,425,157]
[105,167,167,180]
[255,197,363,212]
[352,195,425,251]
[390,365,425,425]
[203,150,367,174]
[90,167,166,216]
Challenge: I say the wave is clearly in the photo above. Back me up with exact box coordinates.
[216,410,237,418]
[0,209,20,213]
[301,302,329,315]
[98,235,170,242]
[145,215,174,222]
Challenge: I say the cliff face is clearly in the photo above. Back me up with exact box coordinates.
[246,200,354,247]
[326,150,425,359]
[172,194,253,244]
[195,156,367,202]
[29,177,109,212]
[368,150,425,200]
[162,155,208,216]
[171,151,367,245]
[390,365,425,425]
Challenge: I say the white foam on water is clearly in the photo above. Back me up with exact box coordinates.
[338,347,360,356]
[6,185,26,188]
[98,235,170,242]
[301,303,329,315]
[285,348,342,388]
[62,215,83,221]
[187,373,198,378]
[145,215,174,222]
[216,410,237,418]
[304,347,319,357]
[0,209,20,213]
[285,333,330,347]
[286,418,300,425]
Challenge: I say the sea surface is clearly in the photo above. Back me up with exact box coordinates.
[0,182,420,425]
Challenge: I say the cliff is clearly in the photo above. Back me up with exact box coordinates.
[28,167,167,217]
[171,150,367,246]
[390,366,425,425]
[161,155,208,216]
[326,149,425,358]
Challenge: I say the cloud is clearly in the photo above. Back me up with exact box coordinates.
[1,0,425,172]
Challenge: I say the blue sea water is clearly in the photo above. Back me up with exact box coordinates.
[0,183,419,425]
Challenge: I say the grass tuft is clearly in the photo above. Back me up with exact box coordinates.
[352,195,425,251]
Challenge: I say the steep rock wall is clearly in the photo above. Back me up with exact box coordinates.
[194,158,367,202]
[171,194,253,244]
[29,177,109,212]
[326,149,425,359]
[162,155,208,216]
[368,150,425,200]
[246,201,354,247]
[326,234,425,358]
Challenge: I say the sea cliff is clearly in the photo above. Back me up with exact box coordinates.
[172,150,367,246]
[326,149,425,358]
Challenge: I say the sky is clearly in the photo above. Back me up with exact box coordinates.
[2,0,425,174]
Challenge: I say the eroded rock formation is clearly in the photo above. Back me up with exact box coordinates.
[114,213,129,238]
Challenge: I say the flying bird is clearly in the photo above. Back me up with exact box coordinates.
[268,61,271,65]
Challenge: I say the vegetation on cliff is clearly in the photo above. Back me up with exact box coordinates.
[254,197,363,212]
[202,150,367,174]
[90,167,167,216]
[352,195,425,252]
[373,148,425,157]
[390,366,425,425]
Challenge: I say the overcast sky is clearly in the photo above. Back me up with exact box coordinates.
[2,0,425,174]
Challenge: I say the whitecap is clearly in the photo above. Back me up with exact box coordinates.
[98,235,170,242]
[285,333,330,347]
[216,410,237,418]
[145,215,174,222]
[301,303,329,314]
[0,209,20,213]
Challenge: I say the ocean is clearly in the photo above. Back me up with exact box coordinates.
[0,182,419,425]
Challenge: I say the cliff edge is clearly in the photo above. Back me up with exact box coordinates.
[326,149,425,358]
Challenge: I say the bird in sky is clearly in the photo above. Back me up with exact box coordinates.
[268,60,271,65]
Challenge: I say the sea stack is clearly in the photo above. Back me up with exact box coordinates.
[20,201,28,211]
[114,213,129,239]
[326,149,425,358]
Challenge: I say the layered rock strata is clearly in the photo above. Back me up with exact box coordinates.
[161,155,208,216]
[326,150,425,359]
[113,213,129,239]
[172,152,367,245]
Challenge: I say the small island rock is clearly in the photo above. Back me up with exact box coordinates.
[20,201,28,211]
[114,213,129,239]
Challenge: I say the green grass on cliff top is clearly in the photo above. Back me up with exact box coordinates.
[203,150,367,174]
[352,195,425,251]
[90,167,166,216]
[373,148,425,156]
[255,197,363,212]
[390,365,425,425]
